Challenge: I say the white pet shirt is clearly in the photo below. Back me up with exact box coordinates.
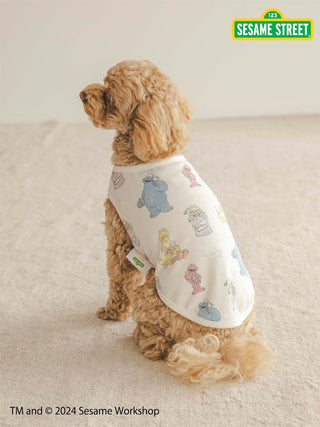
[107,155,255,328]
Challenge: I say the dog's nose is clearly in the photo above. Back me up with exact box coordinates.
[79,91,87,103]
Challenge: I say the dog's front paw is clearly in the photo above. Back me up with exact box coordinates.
[96,305,131,321]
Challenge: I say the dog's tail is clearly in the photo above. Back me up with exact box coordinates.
[166,334,274,383]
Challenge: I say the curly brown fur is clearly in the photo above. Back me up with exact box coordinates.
[133,269,273,383]
[80,59,274,383]
[97,199,145,320]
[80,59,191,164]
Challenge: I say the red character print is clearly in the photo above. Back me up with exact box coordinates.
[181,165,201,187]
[184,264,205,295]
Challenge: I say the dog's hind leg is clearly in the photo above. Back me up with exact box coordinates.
[97,199,145,321]
[132,269,274,382]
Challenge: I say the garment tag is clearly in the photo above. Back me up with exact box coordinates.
[126,248,153,274]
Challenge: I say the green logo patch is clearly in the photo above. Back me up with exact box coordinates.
[232,9,313,40]
[133,256,144,268]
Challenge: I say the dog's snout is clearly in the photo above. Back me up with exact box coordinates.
[79,91,87,103]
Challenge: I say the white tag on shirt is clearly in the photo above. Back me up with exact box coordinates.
[126,248,153,274]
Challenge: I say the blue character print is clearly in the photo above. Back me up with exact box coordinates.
[232,245,248,276]
[137,173,173,218]
[198,299,221,322]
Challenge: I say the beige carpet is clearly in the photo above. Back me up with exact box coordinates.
[1,116,320,426]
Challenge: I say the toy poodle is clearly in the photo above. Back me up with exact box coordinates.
[79,59,273,383]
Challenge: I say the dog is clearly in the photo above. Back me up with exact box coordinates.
[80,59,273,383]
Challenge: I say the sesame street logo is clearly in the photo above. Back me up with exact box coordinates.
[232,9,313,40]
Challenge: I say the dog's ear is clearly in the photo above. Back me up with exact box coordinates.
[131,97,170,162]
[131,94,191,162]
[178,93,192,121]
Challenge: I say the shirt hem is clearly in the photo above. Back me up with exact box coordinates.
[156,286,255,329]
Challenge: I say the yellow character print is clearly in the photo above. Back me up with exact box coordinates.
[215,203,226,222]
[159,229,189,268]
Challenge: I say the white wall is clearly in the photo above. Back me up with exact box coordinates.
[1,0,319,122]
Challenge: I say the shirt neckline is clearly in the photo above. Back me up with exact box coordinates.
[112,155,187,173]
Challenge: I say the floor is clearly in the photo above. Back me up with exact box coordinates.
[1,116,320,426]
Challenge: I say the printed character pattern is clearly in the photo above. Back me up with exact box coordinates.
[159,229,189,267]
[224,279,236,311]
[215,203,226,222]
[198,299,222,321]
[111,172,125,190]
[205,249,222,260]
[184,264,205,295]
[184,205,213,237]
[137,174,173,218]
[232,245,248,276]
[181,165,201,187]
[123,220,140,248]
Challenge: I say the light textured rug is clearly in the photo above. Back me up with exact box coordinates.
[1,116,320,427]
